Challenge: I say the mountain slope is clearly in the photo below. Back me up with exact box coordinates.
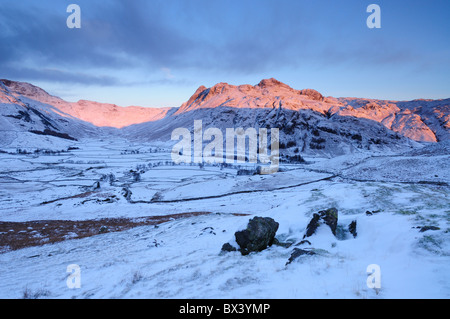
[1,78,448,155]
[176,78,334,115]
[173,78,449,143]
[124,105,418,157]
[0,80,101,149]
[337,98,450,142]
[0,79,171,129]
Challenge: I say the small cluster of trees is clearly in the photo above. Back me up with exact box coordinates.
[12,148,73,155]
[120,147,164,155]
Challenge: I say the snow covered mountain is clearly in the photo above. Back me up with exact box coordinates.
[172,78,449,143]
[1,78,449,155]
[0,79,102,149]
[0,79,170,129]
[122,78,449,155]
[0,79,169,149]
[337,97,450,143]
[1,78,449,299]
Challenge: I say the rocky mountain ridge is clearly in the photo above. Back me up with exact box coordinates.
[0,78,448,155]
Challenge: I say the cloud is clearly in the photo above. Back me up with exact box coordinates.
[1,66,123,86]
[0,1,317,79]
[0,1,195,76]
[1,0,447,89]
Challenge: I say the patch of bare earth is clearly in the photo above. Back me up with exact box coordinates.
[0,212,221,252]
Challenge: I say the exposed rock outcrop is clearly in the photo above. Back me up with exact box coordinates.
[304,208,338,238]
[286,248,316,265]
[234,217,279,255]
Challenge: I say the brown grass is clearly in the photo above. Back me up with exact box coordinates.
[0,212,215,252]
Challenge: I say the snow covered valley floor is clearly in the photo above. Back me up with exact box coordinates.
[0,138,449,299]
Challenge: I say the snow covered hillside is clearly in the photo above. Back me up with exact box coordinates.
[0,79,171,129]
[1,78,449,151]
[171,78,449,143]
[0,79,107,149]
[0,138,448,299]
[0,79,448,299]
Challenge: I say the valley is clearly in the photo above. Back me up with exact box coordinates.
[0,78,448,299]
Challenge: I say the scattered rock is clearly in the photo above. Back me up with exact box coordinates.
[366,210,380,216]
[272,238,293,248]
[304,213,321,238]
[200,227,216,235]
[98,225,109,234]
[221,243,237,253]
[304,208,338,238]
[418,226,440,232]
[152,239,160,247]
[234,217,279,255]
[348,220,357,238]
[295,239,312,246]
[286,248,316,265]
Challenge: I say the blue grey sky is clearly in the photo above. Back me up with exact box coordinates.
[1,0,449,107]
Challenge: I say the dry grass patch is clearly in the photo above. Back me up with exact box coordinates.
[0,212,214,252]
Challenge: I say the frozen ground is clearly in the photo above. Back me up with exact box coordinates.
[0,138,449,299]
